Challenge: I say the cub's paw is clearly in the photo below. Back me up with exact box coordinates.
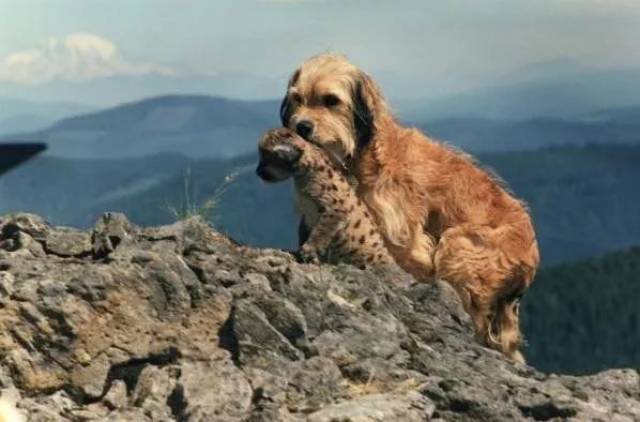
[298,244,321,264]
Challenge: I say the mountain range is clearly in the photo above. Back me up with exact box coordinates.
[1,95,280,158]
[399,60,640,121]
[4,57,640,135]
[3,93,640,161]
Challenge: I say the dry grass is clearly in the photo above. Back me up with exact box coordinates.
[168,167,240,222]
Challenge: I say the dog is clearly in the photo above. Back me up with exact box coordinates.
[280,53,540,362]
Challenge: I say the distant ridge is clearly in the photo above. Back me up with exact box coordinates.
[50,94,278,132]
[2,94,280,159]
[4,93,640,159]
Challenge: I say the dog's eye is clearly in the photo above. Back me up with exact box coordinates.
[290,93,302,104]
[322,94,341,107]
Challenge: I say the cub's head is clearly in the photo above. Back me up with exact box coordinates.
[280,53,388,161]
[256,128,305,182]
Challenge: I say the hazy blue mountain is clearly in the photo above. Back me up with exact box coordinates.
[399,63,640,121]
[3,95,281,159]
[4,93,640,162]
[421,112,640,153]
[583,105,640,125]
[0,72,286,107]
[499,57,596,84]
[4,56,639,131]
[3,56,637,119]
[0,151,296,249]
[2,143,639,265]
[523,246,640,374]
[0,97,94,135]
[0,154,191,228]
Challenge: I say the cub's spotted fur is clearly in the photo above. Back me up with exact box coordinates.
[257,128,395,269]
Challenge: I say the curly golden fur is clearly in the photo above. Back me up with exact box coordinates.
[281,53,540,362]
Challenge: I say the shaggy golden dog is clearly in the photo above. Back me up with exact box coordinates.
[281,53,540,362]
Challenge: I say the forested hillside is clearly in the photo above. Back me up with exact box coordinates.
[522,246,640,374]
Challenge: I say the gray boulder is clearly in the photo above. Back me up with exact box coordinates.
[0,213,638,421]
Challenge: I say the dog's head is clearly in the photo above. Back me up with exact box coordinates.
[280,53,387,161]
[256,128,305,182]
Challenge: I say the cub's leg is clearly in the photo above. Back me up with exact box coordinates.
[299,212,343,263]
[298,217,310,247]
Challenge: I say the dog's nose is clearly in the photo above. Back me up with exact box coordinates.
[296,120,314,139]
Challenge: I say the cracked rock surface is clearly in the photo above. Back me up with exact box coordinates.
[0,213,639,421]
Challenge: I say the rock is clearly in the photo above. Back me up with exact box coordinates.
[0,213,49,241]
[174,360,253,421]
[284,357,345,412]
[307,391,434,422]
[0,271,15,305]
[103,380,128,410]
[0,387,25,422]
[70,353,111,398]
[0,212,638,421]
[44,228,92,257]
[131,365,174,408]
[91,212,137,259]
[232,298,305,367]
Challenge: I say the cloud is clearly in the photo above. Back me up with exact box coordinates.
[0,33,174,85]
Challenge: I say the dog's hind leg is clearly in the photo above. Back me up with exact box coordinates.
[433,223,537,362]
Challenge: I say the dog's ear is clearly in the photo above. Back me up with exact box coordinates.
[280,69,301,126]
[352,71,380,150]
[279,92,293,126]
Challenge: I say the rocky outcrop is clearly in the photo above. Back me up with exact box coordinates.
[0,213,638,421]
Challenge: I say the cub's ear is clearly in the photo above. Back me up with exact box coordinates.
[352,71,380,150]
[280,69,301,126]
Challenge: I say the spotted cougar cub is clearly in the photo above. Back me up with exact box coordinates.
[257,128,395,269]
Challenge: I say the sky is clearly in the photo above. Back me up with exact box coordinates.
[1,0,639,104]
